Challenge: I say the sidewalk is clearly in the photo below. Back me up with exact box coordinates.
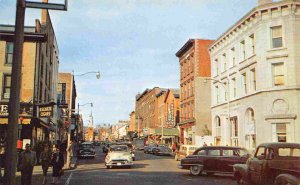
[0,156,77,185]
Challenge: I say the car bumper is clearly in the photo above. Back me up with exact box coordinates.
[177,164,183,169]
[79,154,95,157]
[106,161,133,167]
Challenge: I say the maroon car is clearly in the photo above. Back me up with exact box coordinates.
[178,146,249,176]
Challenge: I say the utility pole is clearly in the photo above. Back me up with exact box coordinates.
[4,1,25,184]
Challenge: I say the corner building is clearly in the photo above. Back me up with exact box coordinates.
[209,0,300,150]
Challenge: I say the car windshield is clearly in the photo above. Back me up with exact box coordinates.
[110,145,128,152]
[80,144,93,149]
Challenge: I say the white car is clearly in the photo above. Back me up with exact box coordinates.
[105,145,133,169]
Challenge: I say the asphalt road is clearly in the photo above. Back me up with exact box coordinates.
[65,145,234,185]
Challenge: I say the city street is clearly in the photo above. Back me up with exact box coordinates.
[18,145,233,185]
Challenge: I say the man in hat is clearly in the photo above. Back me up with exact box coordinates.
[18,144,37,185]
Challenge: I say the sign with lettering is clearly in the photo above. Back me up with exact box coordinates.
[0,105,8,116]
[39,105,53,117]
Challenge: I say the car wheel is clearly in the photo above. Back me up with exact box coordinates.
[190,165,202,176]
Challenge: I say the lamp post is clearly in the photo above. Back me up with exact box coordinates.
[204,77,231,146]
[65,71,99,169]
[77,102,93,141]
[5,1,67,184]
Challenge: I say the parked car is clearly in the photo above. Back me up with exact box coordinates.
[78,142,96,159]
[175,145,198,161]
[144,145,156,154]
[153,146,173,156]
[178,146,249,176]
[105,145,133,169]
[233,143,300,185]
[93,141,100,146]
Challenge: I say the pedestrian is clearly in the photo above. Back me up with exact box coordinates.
[0,136,5,183]
[51,144,64,184]
[18,144,37,185]
[67,140,75,169]
[40,144,51,185]
[203,142,208,146]
[172,142,177,153]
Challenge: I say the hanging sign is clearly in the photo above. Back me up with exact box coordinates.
[39,105,53,117]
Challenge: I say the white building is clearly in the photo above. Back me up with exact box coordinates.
[209,0,300,150]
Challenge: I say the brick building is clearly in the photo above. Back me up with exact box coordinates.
[176,39,214,145]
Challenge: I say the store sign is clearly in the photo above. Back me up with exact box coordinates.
[0,105,8,116]
[39,105,53,117]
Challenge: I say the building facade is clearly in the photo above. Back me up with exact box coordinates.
[209,0,300,150]
[135,87,167,137]
[0,9,60,149]
[176,39,214,145]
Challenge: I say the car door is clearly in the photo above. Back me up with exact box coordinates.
[204,148,221,172]
[248,146,266,184]
[220,148,239,173]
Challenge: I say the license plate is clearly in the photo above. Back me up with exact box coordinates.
[117,163,121,166]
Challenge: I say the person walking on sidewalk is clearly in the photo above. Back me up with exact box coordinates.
[67,140,75,169]
[40,144,51,185]
[0,136,5,183]
[51,144,64,184]
[18,144,37,185]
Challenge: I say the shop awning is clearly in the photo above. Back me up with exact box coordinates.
[153,128,179,136]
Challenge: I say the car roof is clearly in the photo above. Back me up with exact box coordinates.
[257,142,300,148]
[81,142,93,145]
[196,146,247,150]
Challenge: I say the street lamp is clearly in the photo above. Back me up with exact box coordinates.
[5,0,67,184]
[204,77,231,146]
[74,71,100,79]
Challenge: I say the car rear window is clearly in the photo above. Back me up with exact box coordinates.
[278,148,300,157]
[222,149,235,156]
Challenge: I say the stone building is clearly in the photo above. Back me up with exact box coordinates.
[209,0,300,150]
[176,39,214,144]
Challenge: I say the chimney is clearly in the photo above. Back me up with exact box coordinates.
[258,0,273,6]
[41,0,48,25]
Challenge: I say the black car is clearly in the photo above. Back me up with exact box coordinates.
[178,146,249,176]
[78,142,96,159]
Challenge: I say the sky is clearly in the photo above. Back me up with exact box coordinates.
[0,0,257,126]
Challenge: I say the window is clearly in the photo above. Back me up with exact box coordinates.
[251,68,256,91]
[215,59,219,75]
[223,53,227,71]
[2,75,11,99]
[275,123,287,142]
[197,149,206,156]
[223,149,234,156]
[240,40,245,60]
[250,34,255,55]
[223,82,227,101]
[215,116,221,137]
[273,63,284,86]
[232,78,237,98]
[255,147,266,159]
[231,47,236,66]
[215,86,219,104]
[271,26,283,48]
[5,42,13,64]
[231,117,239,146]
[208,149,221,156]
[242,73,247,94]
[278,148,300,157]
